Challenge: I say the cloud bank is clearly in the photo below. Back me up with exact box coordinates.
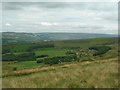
[2,2,118,34]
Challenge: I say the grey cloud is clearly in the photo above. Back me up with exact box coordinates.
[2,2,71,10]
[3,2,25,10]
[84,3,117,11]
[35,2,69,9]
[73,25,104,30]
[2,2,117,34]
[3,2,116,11]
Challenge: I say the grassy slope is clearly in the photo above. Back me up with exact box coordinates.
[2,37,119,88]
[2,60,118,88]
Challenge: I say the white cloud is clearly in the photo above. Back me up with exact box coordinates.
[94,17,103,20]
[5,23,11,26]
[36,22,59,26]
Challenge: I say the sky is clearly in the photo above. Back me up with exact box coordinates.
[2,2,118,34]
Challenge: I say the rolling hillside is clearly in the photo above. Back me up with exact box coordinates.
[2,37,118,88]
[2,32,117,44]
[2,37,118,72]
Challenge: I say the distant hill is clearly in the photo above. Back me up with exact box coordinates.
[2,32,117,44]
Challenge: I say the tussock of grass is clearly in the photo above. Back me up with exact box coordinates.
[2,61,118,88]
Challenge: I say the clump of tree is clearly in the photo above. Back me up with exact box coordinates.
[26,44,54,52]
[17,52,36,61]
[36,55,48,58]
[37,55,78,65]
[2,52,36,61]
[89,46,111,56]
[2,47,10,54]
[2,53,17,61]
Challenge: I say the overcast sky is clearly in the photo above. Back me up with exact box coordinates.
[2,2,118,34]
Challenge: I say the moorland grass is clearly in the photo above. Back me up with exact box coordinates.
[2,61,118,88]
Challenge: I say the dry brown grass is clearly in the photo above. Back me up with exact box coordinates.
[2,60,118,88]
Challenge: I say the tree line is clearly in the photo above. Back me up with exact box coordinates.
[37,55,79,65]
[89,46,111,56]
[2,52,36,61]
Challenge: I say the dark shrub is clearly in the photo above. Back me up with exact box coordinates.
[13,67,17,71]
[81,59,94,62]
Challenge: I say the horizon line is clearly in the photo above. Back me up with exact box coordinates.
[1,31,118,35]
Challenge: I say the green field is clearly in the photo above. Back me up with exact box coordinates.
[2,37,119,88]
[35,48,67,57]
[2,61,46,73]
